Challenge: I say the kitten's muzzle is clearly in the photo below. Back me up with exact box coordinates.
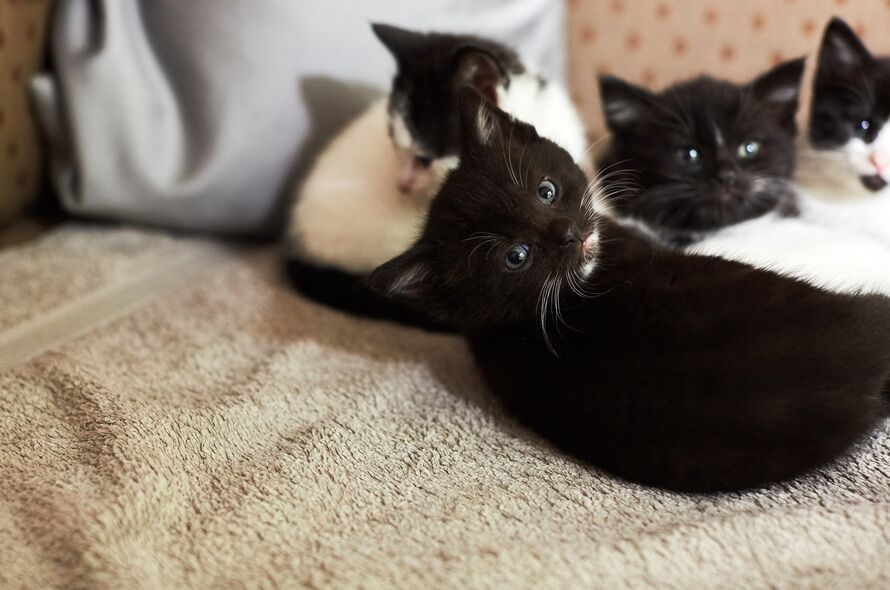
[718,168,738,187]
[548,218,584,248]
[860,174,888,192]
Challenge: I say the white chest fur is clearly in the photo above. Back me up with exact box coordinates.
[795,136,890,248]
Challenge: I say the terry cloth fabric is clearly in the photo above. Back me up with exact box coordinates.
[30,0,565,235]
[1,223,889,589]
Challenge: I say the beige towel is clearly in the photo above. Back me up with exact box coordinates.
[1,224,888,589]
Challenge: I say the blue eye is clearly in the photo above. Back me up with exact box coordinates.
[505,244,530,270]
[856,119,871,136]
[677,147,700,165]
[737,141,760,159]
[537,179,557,204]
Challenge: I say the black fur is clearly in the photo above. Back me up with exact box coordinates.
[597,59,805,244]
[284,259,452,332]
[810,17,890,192]
[369,90,890,493]
[372,23,524,159]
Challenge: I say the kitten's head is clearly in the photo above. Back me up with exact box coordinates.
[369,90,603,340]
[372,23,523,197]
[810,17,890,192]
[598,58,804,238]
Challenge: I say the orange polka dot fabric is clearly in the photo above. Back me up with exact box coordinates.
[567,0,890,141]
[0,0,49,226]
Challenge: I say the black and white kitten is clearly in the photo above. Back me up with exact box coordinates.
[369,90,890,493]
[285,25,586,328]
[796,17,890,247]
[596,58,890,294]
[597,59,805,245]
[373,23,587,197]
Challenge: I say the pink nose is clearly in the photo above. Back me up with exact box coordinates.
[869,152,890,172]
[397,163,417,194]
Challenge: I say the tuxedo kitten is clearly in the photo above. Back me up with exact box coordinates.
[286,24,587,328]
[372,23,588,197]
[597,59,805,245]
[369,90,890,493]
[796,17,890,247]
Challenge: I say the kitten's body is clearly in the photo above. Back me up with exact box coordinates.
[474,219,890,492]
[287,99,427,275]
[286,26,586,327]
[794,18,890,248]
[371,91,890,492]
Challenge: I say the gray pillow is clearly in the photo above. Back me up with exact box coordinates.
[32,0,566,234]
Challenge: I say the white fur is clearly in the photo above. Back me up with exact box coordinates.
[287,98,430,273]
[689,212,890,296]
[475,106,495,145]
[795,131,890,248]
[496,70,588,165]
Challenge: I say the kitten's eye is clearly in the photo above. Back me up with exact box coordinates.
[537,179,558,205]
[737,141,760,159]
[677,147,700,165]
[855,119,872,137]
[414,155,433,168]
[505,244,530,270]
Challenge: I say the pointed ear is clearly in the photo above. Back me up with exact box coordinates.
[451,46,508,104]
[818,18,872,75]
[457,87,504,149]
[367,244,433,302]
[371,23,425,61]
[750,57,805,121]
[598,75,657,133]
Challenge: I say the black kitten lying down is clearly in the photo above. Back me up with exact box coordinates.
[597,58,805,245]
[370,90,890,493]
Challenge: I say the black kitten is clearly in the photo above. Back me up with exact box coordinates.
[809,17,890,193]
[597,59,805,244]
[369,89,890,493]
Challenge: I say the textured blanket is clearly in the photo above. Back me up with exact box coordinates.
[1,224,888,589]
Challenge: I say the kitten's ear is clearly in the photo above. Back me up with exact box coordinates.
[750,57,806,121]
[818,18,872,74]
[371,23,425,61]
[457,87,510,148]
[367,244,433,302]
[598,75,657,132]
[451,46,508,104]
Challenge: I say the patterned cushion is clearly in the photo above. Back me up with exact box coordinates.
[567,0,890,139]
[0,0,48,226]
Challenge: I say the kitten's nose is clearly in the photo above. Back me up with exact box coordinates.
[718,169,738,187]
[869,152,890,172]
[548,218,581,247]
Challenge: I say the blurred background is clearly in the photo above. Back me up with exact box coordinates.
[1,0,890,239]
